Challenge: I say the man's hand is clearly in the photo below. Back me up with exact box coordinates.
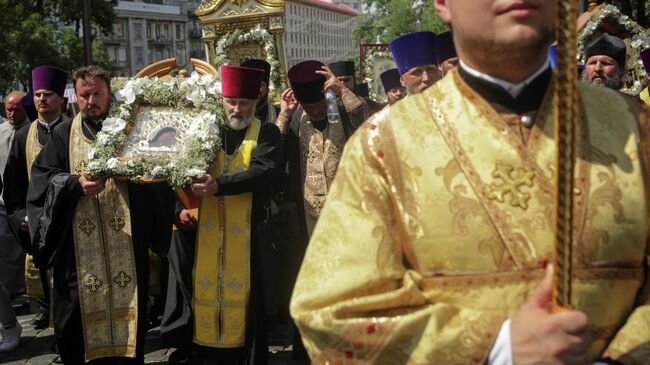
[280,88,298,115]
[511,265,592,365]
[191,174,218,197]
[79,172,106,196]
[176,209,197,230]
[316,66,345,96]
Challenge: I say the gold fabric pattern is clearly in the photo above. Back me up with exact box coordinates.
[290,70,650,363]
[69,114,138,361]
[487,160,535,209]
[299,112,347,236]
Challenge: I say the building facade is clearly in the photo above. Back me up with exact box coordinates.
[283,0,358,69]
[101,0,205,76]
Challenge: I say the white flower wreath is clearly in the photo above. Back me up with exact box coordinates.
[86,73,224,188]
[214,24,286,101]
[362,47,393,103]
[577,4,650,95]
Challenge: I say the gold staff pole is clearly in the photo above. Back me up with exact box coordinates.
[552,0,579,311]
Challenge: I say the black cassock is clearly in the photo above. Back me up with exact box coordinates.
[160,121,282,365]
[26,117,175,365]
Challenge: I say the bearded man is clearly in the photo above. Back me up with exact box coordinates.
[189,65,282,365]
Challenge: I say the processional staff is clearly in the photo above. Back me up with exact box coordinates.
[552,0,579,311]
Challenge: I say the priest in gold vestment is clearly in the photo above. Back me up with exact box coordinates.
[26,66,175,364]
[291,1,650,364]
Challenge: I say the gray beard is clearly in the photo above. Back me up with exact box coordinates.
[226,115,253,130]
[580,70,623,90]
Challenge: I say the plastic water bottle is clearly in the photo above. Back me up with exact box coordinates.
[325,90,341,124]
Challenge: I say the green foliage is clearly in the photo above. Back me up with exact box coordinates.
[0,0,118,94]
[353,0,449,44]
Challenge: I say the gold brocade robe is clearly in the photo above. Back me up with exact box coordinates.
[69,114,139,361]
[290,69,650,364]
[640,87,650,106]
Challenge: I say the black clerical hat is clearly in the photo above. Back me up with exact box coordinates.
[584,33,627,68]
[329,61,355,77]
[241,59,271,85]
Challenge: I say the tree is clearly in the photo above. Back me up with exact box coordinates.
[353,0,448,45]
[0,0,118,94]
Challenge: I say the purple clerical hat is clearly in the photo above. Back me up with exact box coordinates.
[641,48,650,73]
[32,66,68,97]
[389,31,438,75]
[436,31,457,64]
[288,60,326,104]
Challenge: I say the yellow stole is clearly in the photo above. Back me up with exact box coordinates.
[24,121,48,300]
[298,113,346,236]
[69,114,139,361]
[193,118,261,347]
[640,87,650,105]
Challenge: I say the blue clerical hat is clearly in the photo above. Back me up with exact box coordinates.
[436,31,457,64]
[389,31,438,75]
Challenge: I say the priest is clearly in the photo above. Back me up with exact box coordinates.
[329,60,380,115]
[26,65,175,364]
[3,66,69,330]
[241,59,280,125]
[189,65,282,365]
[291,0,650,364]
[380,68,405,105]
[389,31,441,95]
[436,31,458,76]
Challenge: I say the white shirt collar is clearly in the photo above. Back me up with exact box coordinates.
[38,116,61,132]
[459,59,550,98]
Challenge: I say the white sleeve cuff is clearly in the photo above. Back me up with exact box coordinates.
[487,319,513,365]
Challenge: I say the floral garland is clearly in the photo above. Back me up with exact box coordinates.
[214,24,286,102]
[362,47,394,103]
[87,73,223,189]
[577,4,649,94]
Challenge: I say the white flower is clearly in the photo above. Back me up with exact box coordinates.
[87,149,96,160]
[187,168,206,178]
[127,160,136,168]
[87,161,101,171]
[103,118,127,133]
[115,87,136,104]
[107,158,119,169]
[202,141,213,150]
[185,87,206,103]
[96,133,111,146]
[207,81,222,95]
[119,106,131,118]
[151,166,165,176]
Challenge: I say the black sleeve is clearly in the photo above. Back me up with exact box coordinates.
[26,121,81,252]
[216,123,282,196]
[340,103,366,138]
[128,181,175,257]
[2,129,31,249]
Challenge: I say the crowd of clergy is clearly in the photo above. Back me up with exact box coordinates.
[1,2,650,365]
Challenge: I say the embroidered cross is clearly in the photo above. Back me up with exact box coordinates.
[230,279,242,293]
[85,274,103,293]
[306,173,321,185]
[488,161,535,209]
[307,149,319,163]
[79,219,96,235]
[230,224,241,237]
[113,271,131,288]
[109,216,125,232]
[199,276,212,289]
[311,198,324,214]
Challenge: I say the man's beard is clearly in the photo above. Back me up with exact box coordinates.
[226,114,253,130]
[457,26,554,73]
[581,70,623,90]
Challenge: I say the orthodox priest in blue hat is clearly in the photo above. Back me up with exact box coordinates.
[389,31,441,95]
[291,0,650,364]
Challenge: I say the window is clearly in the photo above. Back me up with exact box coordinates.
[118,47,127,61]
[146,23,152,39]
[163,24,169,39]
[176,24,183,40]
[113,22,124,38]
[134,23,143,41]
[135,47,144,64]
[155,24,161,38]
